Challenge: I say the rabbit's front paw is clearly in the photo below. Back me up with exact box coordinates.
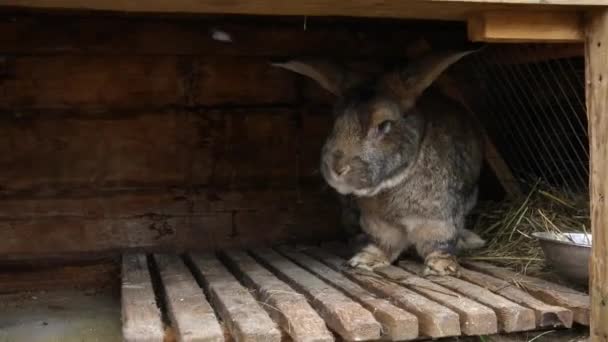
[347,245,390,270]
[423,251,460,277]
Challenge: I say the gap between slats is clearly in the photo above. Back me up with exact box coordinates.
[121,245,587,342]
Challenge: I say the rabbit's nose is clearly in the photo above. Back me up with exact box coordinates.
[328,150,351,178]
[333,164,351,177]
[336,164,351,176]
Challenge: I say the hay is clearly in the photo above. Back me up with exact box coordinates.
[464,183,590,276]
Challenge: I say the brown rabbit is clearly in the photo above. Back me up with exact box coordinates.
[273,50,485,276]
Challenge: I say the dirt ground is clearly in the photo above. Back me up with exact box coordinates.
[0,288,121,342]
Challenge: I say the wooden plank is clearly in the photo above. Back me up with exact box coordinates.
[0,15,460,58]
[0,188,332,219]
[0,108,333,191]
[0,201,341,261]
[0,1,601,21]
[278,246,418,341]
[0,111,193,190]
[585,11,608,340]
[220,250,334,342]
[455,266,573,328]
[374,265,498,336]
[0,56,182,110]
[0,261,117,293]
[121,254,165,342]
[468,11,585,43]
[464,261,589,325]
[154,254,224,342]
[308,248,461,339]
[188,253,281,342]
[0,56,297,110]
[399,260,535,333]
[249,248,381,341]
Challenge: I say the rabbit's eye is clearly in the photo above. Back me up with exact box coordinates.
[377,120,393,135]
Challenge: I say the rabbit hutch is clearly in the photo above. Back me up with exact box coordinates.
[0,0,607,341]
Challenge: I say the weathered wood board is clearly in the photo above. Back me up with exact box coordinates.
[374,264,498,336]
[154,254,224,342]
[399,260,535,333]
[188,253,281,342]
[464,261,589,325]
[121,254,165,342]
[457,264,573,328]
[121,249,586,341]
[250,248,381,341]
[221,250,334,342]
[306,247,461,339]
[278,246,418,341]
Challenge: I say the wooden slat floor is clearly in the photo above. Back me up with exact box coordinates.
[121,244,589,342]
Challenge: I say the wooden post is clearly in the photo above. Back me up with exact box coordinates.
[586,8,608,342]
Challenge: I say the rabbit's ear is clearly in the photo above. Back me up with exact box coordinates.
[271,60,363,96]
[380,49,478,111]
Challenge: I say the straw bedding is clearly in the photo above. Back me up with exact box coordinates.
[464,183,590,277]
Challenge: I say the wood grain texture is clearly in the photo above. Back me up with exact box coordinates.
[310,248,461,339]
[221,250,334,342]
[154,254,224,342]
[457,265,573,328]
[0,57,299,109]
[188,253,281,342]
[0,108,340,260]
[0,201,341,260]
[464,261,589,325]
[399,260,535,333]
[0,14,466,57]
[585,9,608,341]
[121,254,165,342]
[0,261,117,293]
[374,265,498,336]
[468,11,585,43]
[0,0,600,20]
[279,247,419,341]
[250,248,381,341]
[0,109,333,191]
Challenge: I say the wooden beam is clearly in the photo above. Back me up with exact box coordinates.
[468,11,585,43]
[399,260,536,333]
[0,1,602,21]
[309,247,461,339]
[278,247,419,341]
[456,265,573,328]
[221,250,334,342]
[121,254,165,342]
[374,265,498,336]
[153,254,224,342]
[188,253,282,342]
[250,248,382,341]
[0,261,117,294]
[585,8,608,342]
[464,261,590,325]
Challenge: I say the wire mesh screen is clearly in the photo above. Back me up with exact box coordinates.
[460,44,589,195]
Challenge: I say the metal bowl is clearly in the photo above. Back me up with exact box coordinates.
[532,232,591,285]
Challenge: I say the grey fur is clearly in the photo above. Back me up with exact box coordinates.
[273,50,485,274]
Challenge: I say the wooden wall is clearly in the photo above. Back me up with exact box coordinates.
[0,10,468,261]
